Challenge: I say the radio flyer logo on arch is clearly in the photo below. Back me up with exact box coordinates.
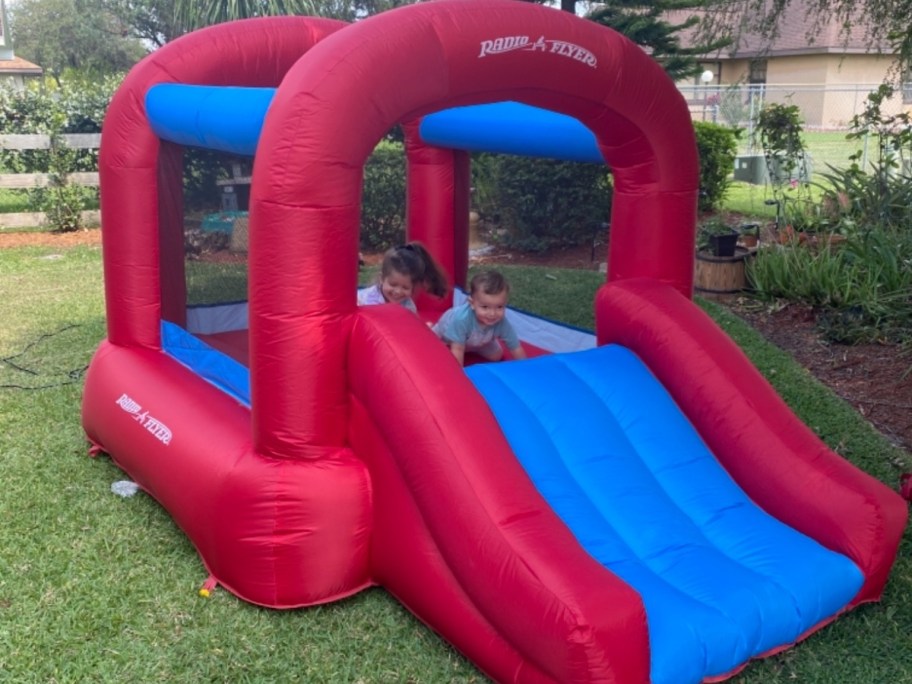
[478,35,597,68]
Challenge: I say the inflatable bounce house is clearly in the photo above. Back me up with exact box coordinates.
[82,2,908,682]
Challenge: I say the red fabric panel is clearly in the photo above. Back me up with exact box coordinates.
[403,120,470,310]
[349,306,650,683]
[253,0,699,456]
[452,150,471,290]
[595,279,907,604]
[249,201,360,458]
[98,16,347,349]
[82,341,372,607]
[350,398,553,684]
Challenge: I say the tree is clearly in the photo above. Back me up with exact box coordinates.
[105,0,183,47]
[9,0,146,84]
[107,0,412,45]
[314,0,411,22]
[586,0,731,82]
[172,0,320,34]
[699,0,912,76]
[517,0,729,82]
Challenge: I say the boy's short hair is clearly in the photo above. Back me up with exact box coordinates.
[470,270,510,296]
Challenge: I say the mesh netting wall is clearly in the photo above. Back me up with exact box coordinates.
[182,150,251,308]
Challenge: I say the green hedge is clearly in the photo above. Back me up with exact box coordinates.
[694,121,740,213]
[361,141,407,250]
[472,153,612,252]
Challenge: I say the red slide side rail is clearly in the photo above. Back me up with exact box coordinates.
[595,278,907,604]
[348,305,650,684]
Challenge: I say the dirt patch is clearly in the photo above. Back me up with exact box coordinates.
[722,297,912,454]
[0,228,102,249]
[5,230,909,456]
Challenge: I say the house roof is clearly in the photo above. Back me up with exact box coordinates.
[672,0,893,60]
[0,55,42,76]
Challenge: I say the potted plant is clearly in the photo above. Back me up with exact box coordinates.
[738,222,760,249]
[698,217,739,257]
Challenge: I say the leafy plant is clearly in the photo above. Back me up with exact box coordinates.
[846,84,912,175]
[748,227,912,344]
[696,215,738,253]
[813,84,912,234]
[694,121,740,212]
[26,119,96,232]
[0,78,116,176]
[755,102,811,201]
[473,154,612,252]
[360,140,407,250]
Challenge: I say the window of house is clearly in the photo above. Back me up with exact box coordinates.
[903,67,912,104]
[749,59,767,85]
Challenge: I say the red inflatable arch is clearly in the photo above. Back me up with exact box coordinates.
[84,2,906,683]
[249,0,698,457]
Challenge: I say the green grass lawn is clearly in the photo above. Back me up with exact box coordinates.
[737,130,869,175]
[0,188,30,213]
[2,244,912,683]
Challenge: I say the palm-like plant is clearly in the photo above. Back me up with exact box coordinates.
[170,0,410,32]
[173,0,320,33]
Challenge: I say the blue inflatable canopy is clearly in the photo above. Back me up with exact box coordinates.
[145,84,605,162]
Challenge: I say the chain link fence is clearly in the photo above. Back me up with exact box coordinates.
[679,83,911,176]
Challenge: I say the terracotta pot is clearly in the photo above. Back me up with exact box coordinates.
[739,235,759,249]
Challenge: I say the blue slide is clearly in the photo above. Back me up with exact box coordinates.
[466,345,864,684]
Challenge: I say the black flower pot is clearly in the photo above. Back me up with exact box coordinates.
[708,231,739,257]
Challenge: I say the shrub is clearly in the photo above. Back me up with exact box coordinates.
[694,121,739,212]
[815,85,912,235]
[816,165,912,234]
[21,114,97,232]
[755,102,808,185]
[748,227,912,344]
[472,153,611,252]
[360,141,407,251]
[0,77,118,175]
[182,149,232,211]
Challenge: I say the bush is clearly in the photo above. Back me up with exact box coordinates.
[360,141,407,251]
[748,228,912,344]
[816,165,912,234]
[694,121,739,212]
[0,77,118,175]
[28,131,96,232]
[472,154,611,252]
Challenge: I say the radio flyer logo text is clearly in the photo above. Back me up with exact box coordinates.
[478,35,597,68]
[116,393,173,445]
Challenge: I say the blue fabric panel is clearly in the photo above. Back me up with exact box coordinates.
[161,321,251,407]
[467,345,864,684]
[146,84,275,156]
[144,85,604,162]
[420,102,604,163]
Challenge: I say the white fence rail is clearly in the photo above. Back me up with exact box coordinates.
[0,133,101,230]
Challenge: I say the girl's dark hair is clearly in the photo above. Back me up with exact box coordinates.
[381,242,449,298]
[469,270,509,296]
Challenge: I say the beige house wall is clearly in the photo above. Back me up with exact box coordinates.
[720,59,750,84]
[709,53,904,128]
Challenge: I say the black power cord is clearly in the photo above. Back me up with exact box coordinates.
[0,324,89,390]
